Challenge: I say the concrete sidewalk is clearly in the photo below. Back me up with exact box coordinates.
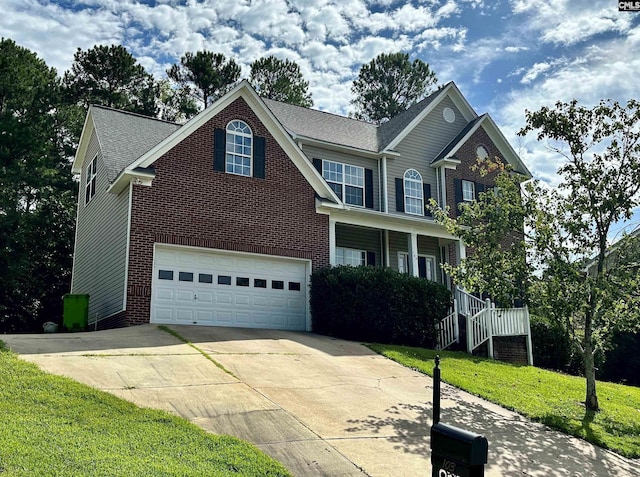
[2,325,638,476]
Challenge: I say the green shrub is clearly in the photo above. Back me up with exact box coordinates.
[599,331,640,386]
[530,316,574,371]
[310,266,451,348]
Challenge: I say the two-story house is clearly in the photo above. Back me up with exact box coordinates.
[71,80,532,359]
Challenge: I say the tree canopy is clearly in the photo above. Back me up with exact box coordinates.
[249,56,313,107]
[63,44,158,115]
[350,52,438,124]
[432,99,640,412]
[167,51,240,110]
[0,38,76,331]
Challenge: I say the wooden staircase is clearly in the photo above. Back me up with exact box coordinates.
[436,287,534,365]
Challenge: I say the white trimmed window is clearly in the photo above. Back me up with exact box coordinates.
[336,247,366,266]
[84,155,97,205]
[404,169,424,215]
[226,120,252,176]
[462,180,475,202]
[322,160,364,206]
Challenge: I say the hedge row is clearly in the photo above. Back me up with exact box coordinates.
[310,265,451,348]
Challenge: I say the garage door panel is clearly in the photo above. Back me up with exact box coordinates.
[151,247,308,331]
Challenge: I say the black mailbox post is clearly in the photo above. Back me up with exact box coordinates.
[430,356,488,477]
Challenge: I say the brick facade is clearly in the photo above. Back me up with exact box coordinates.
[124,97,329,325]
[445,127,503,217]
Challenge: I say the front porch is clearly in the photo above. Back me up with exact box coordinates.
[328,219,533,365]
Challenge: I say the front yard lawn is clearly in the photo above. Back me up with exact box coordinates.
[367,344,640,459]
[0,341,291,476]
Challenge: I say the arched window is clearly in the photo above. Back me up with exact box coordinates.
[476,145,489,160]
[225,120,252,176]
[404,169,423,215]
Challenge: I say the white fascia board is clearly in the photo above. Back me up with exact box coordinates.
[433,117,485,165]
[72,109,95,175]
[109,169,155,194]
[431,157,462,169]
[318,203,456,240]
[482,115,532,178]
[384,82,479,151]
[108,80,340,203]
[447,82,479,123]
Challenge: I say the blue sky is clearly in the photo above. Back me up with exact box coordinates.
[3,0,639,236]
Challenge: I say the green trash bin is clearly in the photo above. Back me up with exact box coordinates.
[63,294,89,331]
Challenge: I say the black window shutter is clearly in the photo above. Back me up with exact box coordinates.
[475,182,485,198]
[395,178,404,212]
[366,251,376,267]
[253,136,266,179]
[312,158,322,174]
[365,168,374,209]
[213,128,225,172]
[423,183,432,217]
[454,178,463,216]
[418,256,427,278]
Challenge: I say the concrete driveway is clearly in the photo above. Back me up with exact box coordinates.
[2,325,638,476]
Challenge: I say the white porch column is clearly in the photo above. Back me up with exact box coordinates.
[383,230,390,267]
[329,218,337,265]
[408,232,419,277]
[381,155,389,213]
[456,238,466,266]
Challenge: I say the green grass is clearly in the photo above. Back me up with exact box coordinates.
[367,344,640,459]
[0,343,291,476]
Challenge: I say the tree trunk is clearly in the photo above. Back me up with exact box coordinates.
[584,308,599,411]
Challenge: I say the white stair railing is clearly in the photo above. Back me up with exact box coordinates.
[467,299,492,353]
[437,299,459,350]
[455,286,486,318]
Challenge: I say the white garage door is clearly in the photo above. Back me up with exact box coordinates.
[151,246,309,330]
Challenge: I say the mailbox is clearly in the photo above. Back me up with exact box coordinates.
[431,422,488,476]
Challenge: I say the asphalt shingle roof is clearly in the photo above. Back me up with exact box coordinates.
[91,105,181,182]
[262,98,379,152]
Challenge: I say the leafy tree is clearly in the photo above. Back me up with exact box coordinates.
[432,100,640,412]
[0,38,76,332]
[63,44,158,114]
[429,159,530,307]
[62,44,158,145]
[350,52,438,124]
[167,51,240,110]
[249,56,313,107]
[156,78,198,123]
[520,99,640,411]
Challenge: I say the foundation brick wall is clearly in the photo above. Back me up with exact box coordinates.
[493,336,529,365]
[125,97,329,325]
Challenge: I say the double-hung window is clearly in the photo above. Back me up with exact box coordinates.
[225,120,252,176]
[322,160,364,206]
[404,169,424,215]
[85,155,97,205]
[462,180,475,202]
[336,247,366,266]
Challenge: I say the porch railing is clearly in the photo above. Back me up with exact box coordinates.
[437,300,458,350]
[455,286,486,318]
